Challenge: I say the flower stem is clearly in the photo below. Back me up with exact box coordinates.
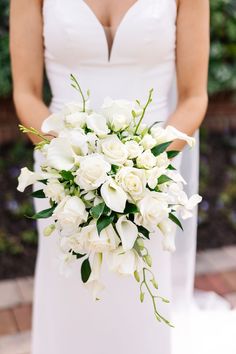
[134,88,154,135]
[19,125,50,143]
[70,74,87,112]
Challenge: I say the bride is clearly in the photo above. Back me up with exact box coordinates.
[10,1,236,354]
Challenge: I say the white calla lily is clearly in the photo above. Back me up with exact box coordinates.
[46,138,75,170]
[151,125,195,147]
[86,253,105,300]
[59,130,88,155]
[158,218,177,252]
[86,113,110,137]
[116,216,138,251]
[17,167,41,192]
[41,113,65,135]
[100,179,127,212]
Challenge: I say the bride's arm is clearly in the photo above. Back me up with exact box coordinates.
[165,0,210,151]
[10,0,50,143]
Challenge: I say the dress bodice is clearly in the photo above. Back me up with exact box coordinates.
[43,0,177,124]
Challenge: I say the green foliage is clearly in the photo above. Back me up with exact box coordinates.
[209,0,236,94]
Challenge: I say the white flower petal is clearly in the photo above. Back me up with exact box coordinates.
[100,179,127,212]
[116,216,138,251]
[17,167,41,192]
[41,113,65,134]
[46,138,75,170]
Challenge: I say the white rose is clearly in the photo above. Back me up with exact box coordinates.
[65,111,87,128]
[43,179,66,203]
[125,140,143,159]
[17,167,41,192]
[75,154,111,191]
[140,134,156,150]
[53,196,88,236]
[135,192,170,232]
[116,167,146,201]
[80,222,120,253]
[107,247,143,275]
[100,135,128,166]
[136,150,156,169]
[86,113,110,137]
[101,97,135,131]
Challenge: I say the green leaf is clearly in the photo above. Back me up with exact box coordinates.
[81,258,91,283]
[38,179,48,185]
[27,205,56,219]
[151,141,173,156]
[157,175,172,185]
[97,214,114,235]
[124,202,139,214]
[137,225,150,239]
[60,170,74,181]
[169,212,183,231]
[71,251,86,259]
[90,202,104,219]
[31,189,46,198]
[167,150,180,159]
[167,164,176,170]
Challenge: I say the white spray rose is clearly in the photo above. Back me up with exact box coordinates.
[116,167,146,201]
[75,154,111,191]
[43,179,66,203]
[125,140,143,159]
[17,167,41,192]
[140,134,156,150]
[100,135,128,166]
[135,192,170,232]
[53,196,88,236]
[136,150,156,169]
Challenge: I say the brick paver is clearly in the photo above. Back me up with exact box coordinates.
[221,271,236,292]
[12,305,32,333]
[0,331,31,354]
[0,280,22,310]
[16,278,34,304]
[0,310,17,336]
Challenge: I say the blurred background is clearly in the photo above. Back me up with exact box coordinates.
[0,0,236,350]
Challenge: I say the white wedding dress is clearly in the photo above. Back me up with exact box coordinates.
[32,1,236,353]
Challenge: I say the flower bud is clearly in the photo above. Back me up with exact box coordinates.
[144,254,152,267]
[134,270,140,282]
[140,292,145,303]
[151,278,158,289]
[43,224,55,237]
[136,238,145,250]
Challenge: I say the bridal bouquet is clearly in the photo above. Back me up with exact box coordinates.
[17,75,201,326]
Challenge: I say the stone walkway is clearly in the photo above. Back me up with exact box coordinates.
[0,246,236,354]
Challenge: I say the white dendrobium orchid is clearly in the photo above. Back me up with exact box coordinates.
[86,253,105,300]
[17,167,41,192]
[100,179,127,213]
[75,154,111,191]
[53,196,88,237]
[86,113,110,137]
[151,125,195,147]
[107,247,142,275]
[43,179,66,203]
[116,216,138,251]
[115,167,146,201]
[135,192,170,232]
[41,112,65,135]
[158,218,177,252]
[45,137,76,170]
[100,135,128,166]
[136,150,157,169]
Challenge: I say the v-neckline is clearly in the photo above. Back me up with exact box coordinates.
[81,0,140,62]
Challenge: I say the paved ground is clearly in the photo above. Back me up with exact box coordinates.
[0,245,236,354]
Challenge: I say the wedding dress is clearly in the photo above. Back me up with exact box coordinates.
[32,1,236,353]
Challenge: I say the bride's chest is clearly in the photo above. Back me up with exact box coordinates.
[43,0,177,66]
